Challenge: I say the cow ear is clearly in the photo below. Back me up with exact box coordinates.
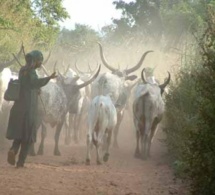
[126,75,137,81]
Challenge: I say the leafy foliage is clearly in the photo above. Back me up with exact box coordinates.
[103,0,213,49]
[164,2,215,194]
[163,43,200,174]
[0,0,69,62]
[186,4,215,194]
[31,0,69,25]
[58,24,100,53]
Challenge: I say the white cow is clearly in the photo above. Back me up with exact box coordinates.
[29,65,101,156]
[132,68,170,160]
[0,69,19,141]
[86,95,117,165]
[0,68,14,110]
[0,44,23,139]
[92,43,153,148]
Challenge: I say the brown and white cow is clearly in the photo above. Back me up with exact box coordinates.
[132,68,170,160]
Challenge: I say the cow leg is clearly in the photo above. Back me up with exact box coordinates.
[113,111,124,148]
[68,113,74,144]
[77,104,85,141]
[101,133,107,153]
[133,115,141,158]
[37,123,47,155]
[141,134,148,160]
[54,120,64,156]
[147,120,159,158]
[103,130,112,162]
[134,130,141,158]
[141,121,151,160]
[73,115,80,144]
[28,143,36,156]
[74,113,83,144]
[64,114,71,145]
[96,144,102,165]
[86,133,92,165]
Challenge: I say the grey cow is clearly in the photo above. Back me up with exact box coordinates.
[30,65,101,156]
[64,66,91,145]
[132,68,170,160]
[91,43,153,148]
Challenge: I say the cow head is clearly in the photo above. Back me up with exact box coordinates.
[58,64,101,114]
[98,42,153,81]
[57,64,101,96]
[141,68,171,95]
[74,61,100,82]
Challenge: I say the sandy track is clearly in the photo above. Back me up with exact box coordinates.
[0,136,188,195]
[0,112,188,195]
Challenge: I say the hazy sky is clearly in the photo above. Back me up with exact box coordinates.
[59,0,133,31]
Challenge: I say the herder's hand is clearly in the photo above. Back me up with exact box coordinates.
[49,72,57,79]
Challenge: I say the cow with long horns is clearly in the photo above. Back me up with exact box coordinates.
[92,43,153,148]
[63,65,91,145]
[62,62,98,145]
[30,65,101,156]
[132,68,170,160]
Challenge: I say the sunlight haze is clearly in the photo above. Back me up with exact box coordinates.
[59,0,134,31]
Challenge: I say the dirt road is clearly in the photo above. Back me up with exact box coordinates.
[0,114,188,195]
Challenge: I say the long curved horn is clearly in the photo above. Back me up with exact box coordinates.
[43,51,51,65]
[57,70,66,80]
[0,44,23,69]
[98,42,116,72]
[125,50,154,75]
[141,68,148,83]
[159,71,171,89]
[53,61,58,72]
[77,64,101,89]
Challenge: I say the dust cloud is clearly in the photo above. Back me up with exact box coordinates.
[0,40,189,195]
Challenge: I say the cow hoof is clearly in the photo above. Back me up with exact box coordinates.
[97,161,102,165]
[85,159,90,165]
[103,153,110,162]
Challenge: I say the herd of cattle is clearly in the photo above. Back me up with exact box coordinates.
[0,43,170,165]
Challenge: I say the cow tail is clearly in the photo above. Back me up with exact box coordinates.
[92,99,104,141]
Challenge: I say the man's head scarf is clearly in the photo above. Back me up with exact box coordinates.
[25,50,44,65]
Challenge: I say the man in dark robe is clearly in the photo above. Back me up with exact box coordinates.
[6,50,56,168]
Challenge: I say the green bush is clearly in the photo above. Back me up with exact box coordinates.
[164,5,215,194]
[164,61,200,177]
